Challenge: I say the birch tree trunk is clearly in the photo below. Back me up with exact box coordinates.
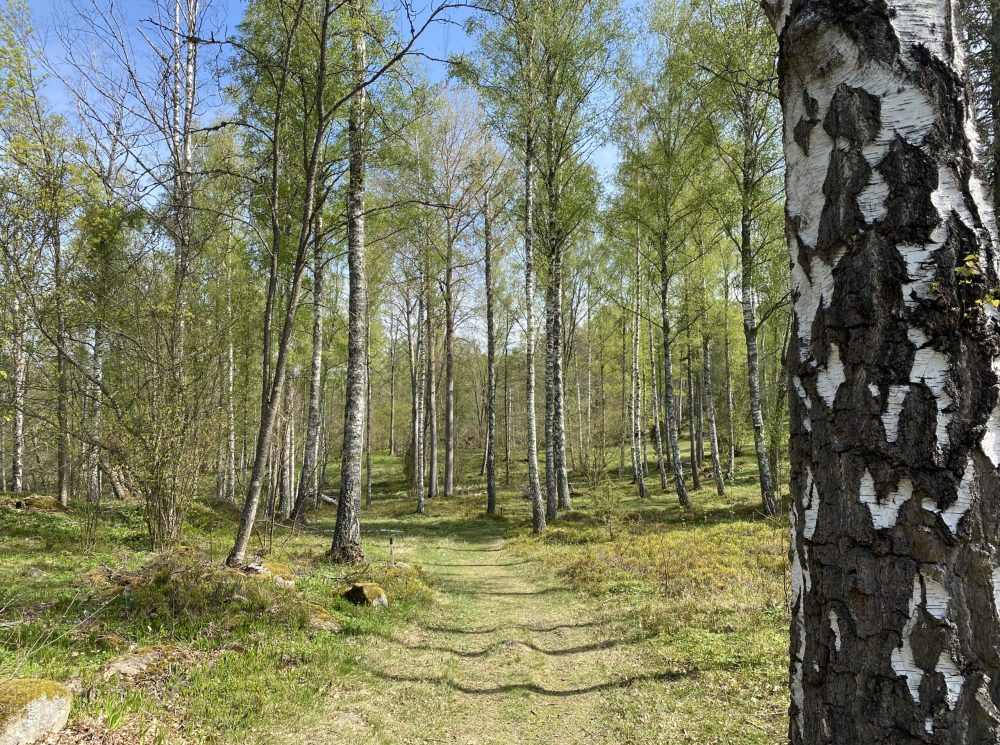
[331,0,367,563]
[723,271,737,482]
[545,282,558,519]
[485,201,498,515]
[10,301,25,494]
[365,312,373,507]
[631,242,648,499]
[659,263,689,506]
[686,327,701,490]
[524,130,545,534]
[619,312,627,478]
[648,299,668,490]
[424,263,439,499]
[503,314,512,487]
[54,226,69,506]
[769,1,1000,740]
[740,186,778,516]
[444,220,455,498]
[292,228,325,521]
[702,334,725,497]
[388,317,397,456]
[87,324,104,505]
[415,294,426,514]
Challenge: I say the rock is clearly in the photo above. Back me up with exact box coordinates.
[12,496,64,513]
[100,646,191,682]
[307,604,342,633]
[0,678,72,745]
[340,583,388,609]
[240,560,295,588]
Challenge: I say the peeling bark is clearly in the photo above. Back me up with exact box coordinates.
[770,0,1000,741]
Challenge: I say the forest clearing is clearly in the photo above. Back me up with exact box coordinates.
[4,450,785,744]
[3,0,1000,742]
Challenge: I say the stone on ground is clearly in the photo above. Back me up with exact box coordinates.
[340,583,388,609]
[0,678,71,745]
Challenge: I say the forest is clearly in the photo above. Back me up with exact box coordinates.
[1,0,998,743]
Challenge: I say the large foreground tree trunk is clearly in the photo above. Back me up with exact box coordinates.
[769,1,1000,741]
[331,1,367,564]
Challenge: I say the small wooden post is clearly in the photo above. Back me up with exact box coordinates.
[389,535,395,567]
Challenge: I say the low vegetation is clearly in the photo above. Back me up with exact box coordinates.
[1,450,788,743]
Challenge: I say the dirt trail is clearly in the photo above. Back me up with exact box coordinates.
[275,533,654,744]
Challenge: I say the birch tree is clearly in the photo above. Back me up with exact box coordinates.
[768,0,1000,740]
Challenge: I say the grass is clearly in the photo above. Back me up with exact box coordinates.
[0,445,790,744]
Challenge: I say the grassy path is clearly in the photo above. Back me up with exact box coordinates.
[274,522,660,744]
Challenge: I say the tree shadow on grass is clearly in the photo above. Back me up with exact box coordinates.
[421,560,531,568]
[369,668,688,697]
[403,634,650,659]
[422,620,604,635]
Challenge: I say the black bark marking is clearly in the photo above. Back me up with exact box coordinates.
[818,148,870,255]
[824,84,881,144]
[880,137,939,243]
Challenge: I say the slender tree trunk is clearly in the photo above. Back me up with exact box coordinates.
[281,386,294,518]
[388,317,397,456]
[292,229,325,521]
[544,281,557,519]
[330,1,367,563]
[87,324,104,505]
[523,130,545,533]
[686,325,701,490]
[444,222,455,498]
[415,294,426,514]
[425,264,439,499]
[723,271,736,482]
[365,312,373,507]
[739,166,777,515]
[696,374,704,464]
[619,311,627,478]
[658,260,689,506]
[227,0,329,567]
[54,228,69,506]
[703,334,725,497]
[407,298,420,491]
[647,296,668,490]
[630,238,648,499]
[768,2,1000,740]
[11,302,25,494]
[485,200,498,515]
[503,314,512,487]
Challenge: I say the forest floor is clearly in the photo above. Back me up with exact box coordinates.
[2,450,789,744]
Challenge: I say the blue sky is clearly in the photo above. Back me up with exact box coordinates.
[27,0,617,179]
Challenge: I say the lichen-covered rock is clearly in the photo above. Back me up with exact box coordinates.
[0,678,71,745]
[241,560,295,587]
[100,646,193,682]
[307,604,342,633]
[340,583,388,609]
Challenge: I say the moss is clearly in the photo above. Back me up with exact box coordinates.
[340,583,387,606]
[262,561,295,581]
[11,495,66,512]
[0,678,71,728]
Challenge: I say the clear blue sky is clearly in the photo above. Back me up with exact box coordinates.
[27,0,617,180]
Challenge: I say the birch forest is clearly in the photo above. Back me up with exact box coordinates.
[2,0,1000,743]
